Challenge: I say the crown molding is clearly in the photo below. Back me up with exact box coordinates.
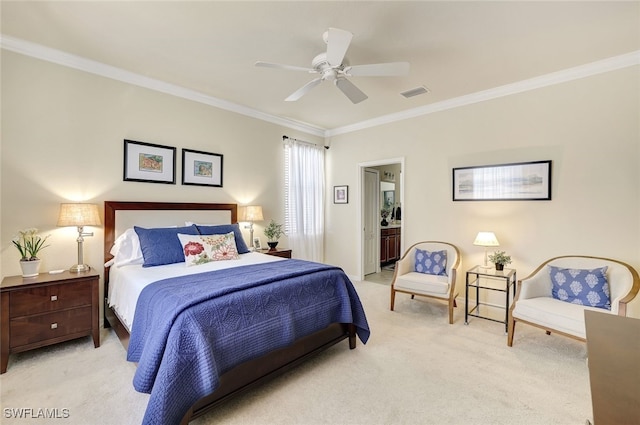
[0,35,326,138]
[326,50,640,138]
[325,50,640,138]
[2,35,637,140]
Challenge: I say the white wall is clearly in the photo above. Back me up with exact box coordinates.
[1,52,322,314]
[2,51,639,319]
[324,66,640,316]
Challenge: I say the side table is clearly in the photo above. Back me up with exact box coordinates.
[263,248,292,259]
[1,269,100,373]
[465,265,516,333]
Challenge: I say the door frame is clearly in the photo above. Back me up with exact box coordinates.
[356,157,405,281]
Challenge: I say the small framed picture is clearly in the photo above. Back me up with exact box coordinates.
[123,139,176,184]
[253,237,262,250]
[182,148,223,187]
[334,185,348,204]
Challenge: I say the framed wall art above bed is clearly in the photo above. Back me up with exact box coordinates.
[123,139,176,184]
[182,149,223,187]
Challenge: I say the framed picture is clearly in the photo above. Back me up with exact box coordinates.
[253,237,262,250]
[182,149,223,187]
[383,190,395,208]
[453,160,552,201]
[334,185,348,204]
[123,139,176,184]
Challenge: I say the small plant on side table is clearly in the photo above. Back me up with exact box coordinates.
[488,250,512,271]
[13,228,51,277]
[264,220,284,250]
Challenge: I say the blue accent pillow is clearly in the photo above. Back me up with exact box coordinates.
[196,224,250,254]
[414,248,447,276]
[134,225,199,267]
[549,265,611,310]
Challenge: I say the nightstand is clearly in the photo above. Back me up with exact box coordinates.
[1,269,100,373]
[264,248,292,259]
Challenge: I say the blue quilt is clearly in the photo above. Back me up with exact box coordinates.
[127,259,370,425]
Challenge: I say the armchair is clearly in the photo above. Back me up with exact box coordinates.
[390,241,461,324]
[507,255,639,346]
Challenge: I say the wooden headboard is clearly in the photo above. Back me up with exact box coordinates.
[103,201,238,282]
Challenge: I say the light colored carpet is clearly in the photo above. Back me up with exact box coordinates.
[0,280,592,425]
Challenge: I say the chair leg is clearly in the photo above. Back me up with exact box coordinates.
[447,295,456,324]
[507,318,515,347]
[390,287,395,311]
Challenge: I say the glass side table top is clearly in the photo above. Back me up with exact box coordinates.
[467,265,516,279]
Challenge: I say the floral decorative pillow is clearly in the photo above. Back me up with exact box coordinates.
[177,232,239,266]
[414,248,447,276]
[548,265,611,310]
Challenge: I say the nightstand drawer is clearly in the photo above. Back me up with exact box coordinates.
[10,306,92,348]
[9,281,92,318]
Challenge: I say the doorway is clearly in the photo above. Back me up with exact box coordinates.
[357,158,404,282]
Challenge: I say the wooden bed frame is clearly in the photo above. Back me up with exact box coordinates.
[103,201,356,424]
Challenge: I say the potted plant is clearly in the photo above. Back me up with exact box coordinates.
[488,250,512,271]
[13,228,50,277]
[380,208,391,226]
[263,220,284,251]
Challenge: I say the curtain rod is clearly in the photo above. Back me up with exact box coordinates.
[282,135,330,150]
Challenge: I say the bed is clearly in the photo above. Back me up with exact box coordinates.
[103,201,370,425]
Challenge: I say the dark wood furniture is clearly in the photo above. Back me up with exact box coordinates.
[585,310,640,425]
[264,248,292,259]
[103,201,356,425]
[1,269,100,373]
[380,226,400,264]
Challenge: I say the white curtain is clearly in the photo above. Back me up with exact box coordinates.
[284,139,324,262]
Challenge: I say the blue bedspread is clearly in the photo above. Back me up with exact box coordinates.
[127,259,370,425]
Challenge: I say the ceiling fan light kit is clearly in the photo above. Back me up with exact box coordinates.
[256,27,410,104]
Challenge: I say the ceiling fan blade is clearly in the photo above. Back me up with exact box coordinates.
[346,62,410,77]
[325,27,353,67]
[255,61,315,73]
[285,77,323,101]
[334,78,368,104]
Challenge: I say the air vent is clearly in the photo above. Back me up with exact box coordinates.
[400,86,430,98]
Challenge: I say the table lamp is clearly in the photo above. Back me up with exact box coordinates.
[243,205,264,250]
[57,203,101,272]
[473,231,500,268]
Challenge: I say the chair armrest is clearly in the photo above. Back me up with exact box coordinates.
[518,272,551,300]
[395,252,414,276]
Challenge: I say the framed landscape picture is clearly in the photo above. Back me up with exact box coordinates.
[182,149,223,187]
[452,160,552,201]
[123,139,176,184]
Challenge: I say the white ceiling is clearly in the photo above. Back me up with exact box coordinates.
[2,1,639,136]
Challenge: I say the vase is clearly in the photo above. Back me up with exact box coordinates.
[381,218,388,226]
[495,263,504,271]
[20,259,41,278]
[267,241,279,251]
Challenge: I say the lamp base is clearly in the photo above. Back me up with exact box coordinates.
[69,264,91,273]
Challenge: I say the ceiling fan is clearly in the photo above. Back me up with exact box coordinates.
[255,27,409,104]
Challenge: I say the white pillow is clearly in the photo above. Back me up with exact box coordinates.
[104,228,144,267]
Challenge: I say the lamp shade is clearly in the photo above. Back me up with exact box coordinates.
[57,203,101,227]
[244,205,264,222]
[473,231,500,247]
